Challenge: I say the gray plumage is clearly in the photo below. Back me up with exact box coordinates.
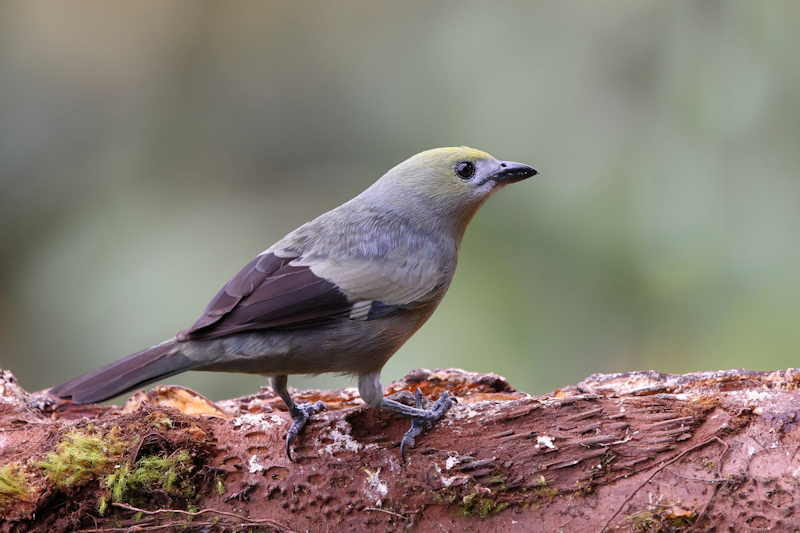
[50,146,537,459]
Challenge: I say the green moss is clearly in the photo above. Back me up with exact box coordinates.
[37,423,203,515]
[0,462,32,507]
[458,489,508,518]
[37,428,128,493]
[531,485,560,499]
[526,474,559,500]
[150,412,175,430]
[101,449,196,513]
[433,490,458,505]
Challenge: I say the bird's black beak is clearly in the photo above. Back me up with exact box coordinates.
[492,161,538,185]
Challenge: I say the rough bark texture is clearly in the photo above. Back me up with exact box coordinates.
[2,366,800,532]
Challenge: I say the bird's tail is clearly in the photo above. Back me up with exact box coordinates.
[49,340,199,404]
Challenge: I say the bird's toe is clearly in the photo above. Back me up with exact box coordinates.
[285,400,328,461]
[399,391,456,462]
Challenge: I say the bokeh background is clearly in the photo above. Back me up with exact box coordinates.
[2,1,799,401]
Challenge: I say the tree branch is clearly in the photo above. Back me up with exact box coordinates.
[2,367,799,532]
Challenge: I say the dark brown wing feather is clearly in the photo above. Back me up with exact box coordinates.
[177,252,352,341]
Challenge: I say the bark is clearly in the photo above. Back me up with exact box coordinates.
[2,366,800,532]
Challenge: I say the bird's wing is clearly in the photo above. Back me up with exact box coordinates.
[178,247,444,341]
[178,252,351,340]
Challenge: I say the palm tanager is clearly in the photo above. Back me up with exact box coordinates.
[50,146,538,460]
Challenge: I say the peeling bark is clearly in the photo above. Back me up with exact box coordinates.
[2,367,800,532]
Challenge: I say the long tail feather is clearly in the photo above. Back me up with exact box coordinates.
[50,341,198,404]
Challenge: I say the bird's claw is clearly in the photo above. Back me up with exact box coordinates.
[285,400,327,461]
[400,389,456,462]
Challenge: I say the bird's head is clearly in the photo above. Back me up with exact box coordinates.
[365,147,538,235]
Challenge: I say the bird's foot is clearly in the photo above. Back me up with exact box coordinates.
[285,401,327,461]
[397,388,456,462]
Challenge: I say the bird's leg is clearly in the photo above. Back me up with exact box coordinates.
[379,388,456,462]
[270,375,327,461]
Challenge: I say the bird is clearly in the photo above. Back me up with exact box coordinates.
[50,146,538,461]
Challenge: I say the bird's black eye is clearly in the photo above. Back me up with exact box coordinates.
[455,161,475,179]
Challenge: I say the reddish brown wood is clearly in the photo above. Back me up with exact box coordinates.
[2,367,800,532]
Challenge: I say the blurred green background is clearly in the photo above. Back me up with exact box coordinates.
[2,1,799,401]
